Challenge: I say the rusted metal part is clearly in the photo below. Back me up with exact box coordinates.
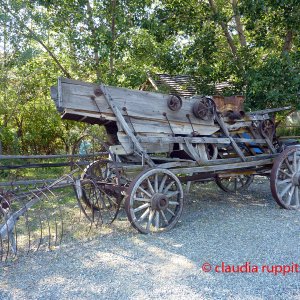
[260,119,275,140]
[213,95,245,115]
[192,97,216,120]
[167,95,182,111]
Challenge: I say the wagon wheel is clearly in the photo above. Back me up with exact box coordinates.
[260,119,275,140]
[73,135,123,224]
[193,97,216,120]
[125,168,184,234]
[80,157,122,224]
[270,146,300,210]
[216,174,254,193]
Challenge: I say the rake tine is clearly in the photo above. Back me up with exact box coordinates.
[24,210,31,254]
[4,219,10,262]
[0,235,3,262]
[36,187,53,251]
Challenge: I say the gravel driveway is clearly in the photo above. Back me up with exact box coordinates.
[1,177,299,300]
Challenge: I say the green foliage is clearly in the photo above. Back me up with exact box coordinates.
[0,0,299,155]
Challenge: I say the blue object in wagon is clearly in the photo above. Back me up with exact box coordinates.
[79,140,92,155]
[242,132,263,154]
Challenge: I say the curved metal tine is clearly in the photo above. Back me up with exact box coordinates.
[4,218,10,262]
[74,181,93,224]
[44,186,64,247]
[0,234,3,262]
[93,187,104,228]
[57,195,64,246]
[12,223,18,259]
[36,187,54,251]
[27,191,44,252]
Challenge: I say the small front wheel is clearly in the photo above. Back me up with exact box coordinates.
[125,168,184,233]
[216,174,254,193]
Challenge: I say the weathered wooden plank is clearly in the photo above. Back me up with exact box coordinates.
[226,122,252,131]
[215,113,246,161]
[62,107,219,136]
[137,135,266,145]
[247,106,291,115]
[0,152,106,160]
[171,158,274,174]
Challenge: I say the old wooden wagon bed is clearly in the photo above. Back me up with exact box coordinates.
[50,77,299,233]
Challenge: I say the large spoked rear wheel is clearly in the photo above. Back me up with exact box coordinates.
[125,168,184,234]
[270,146,300,210]
[216,174,254,193]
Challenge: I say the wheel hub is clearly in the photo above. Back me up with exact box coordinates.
[151,193,169,210]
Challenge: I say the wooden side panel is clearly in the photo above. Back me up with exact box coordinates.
[57,78,220,136]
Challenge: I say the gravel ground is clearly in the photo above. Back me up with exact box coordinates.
[0,177,299,300]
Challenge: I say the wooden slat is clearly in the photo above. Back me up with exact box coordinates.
[171,158,274,174]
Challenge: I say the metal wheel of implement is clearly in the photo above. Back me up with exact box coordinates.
[192,97,216,120]
[270,146,300,210]
[216,174,254,193]
[125,168,184,234]
[260,119,275,140]
[167,95,182,111]
[74,135,123,224]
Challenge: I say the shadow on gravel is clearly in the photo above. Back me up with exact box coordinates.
[1,178,300,300]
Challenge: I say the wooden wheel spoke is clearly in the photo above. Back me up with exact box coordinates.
[161,210,169,225]
[168,201,179,206]
[284,158,294,174]
[137,186,152,198]
[154,174,159,193]
[133,197,151,202]
[146,210,155,231]
[286,186,295,206]
[293,152,297,172]
[279,169,292,178]
[138,208,150,222]
[133,203,150,213]
[163,181,175,193]
[147,179,155,195]
[166,191,179,198]
[279,183,293,198]
[234,178,237,191]
[277,179,292,185]
[166,208,176,217]
[158,175,168,193]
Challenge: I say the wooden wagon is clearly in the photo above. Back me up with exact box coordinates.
[51,77,300,233]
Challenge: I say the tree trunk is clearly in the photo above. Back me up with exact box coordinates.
[231,0,247,47]
[283,30,293,53]
[110,0,116,74]
[208,0,238,57]
[86,0,101,82]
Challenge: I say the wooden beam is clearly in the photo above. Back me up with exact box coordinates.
[99,85,155,167]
